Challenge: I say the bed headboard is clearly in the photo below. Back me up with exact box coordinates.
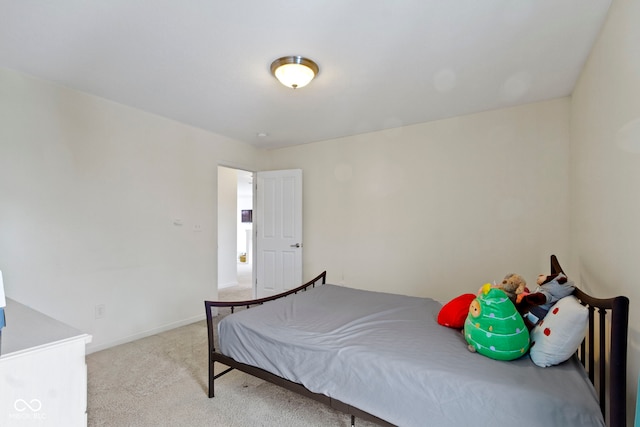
[550,255,629,427]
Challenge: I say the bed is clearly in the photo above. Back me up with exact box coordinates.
[204,255,629,426]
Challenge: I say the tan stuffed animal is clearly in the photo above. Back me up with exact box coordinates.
[496,273,527,303]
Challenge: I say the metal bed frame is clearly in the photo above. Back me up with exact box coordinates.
[205,256,629,426]
[550,255,629,426]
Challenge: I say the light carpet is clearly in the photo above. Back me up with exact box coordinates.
[86,310,381,427]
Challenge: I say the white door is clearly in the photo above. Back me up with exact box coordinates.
[256,169,303,298]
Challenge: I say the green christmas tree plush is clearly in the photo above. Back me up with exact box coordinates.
[464,284,530,361]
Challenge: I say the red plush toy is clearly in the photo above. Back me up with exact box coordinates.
[437,293,476,329]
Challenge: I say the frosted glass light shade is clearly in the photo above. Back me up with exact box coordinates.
[270,56,319,89]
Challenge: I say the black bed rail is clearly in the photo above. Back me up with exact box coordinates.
[550,255,629,427]
[204,271,327,398]
[205,270,327,312]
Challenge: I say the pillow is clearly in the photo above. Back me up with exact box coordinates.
[438,293,476,328]
[529,295,588,367]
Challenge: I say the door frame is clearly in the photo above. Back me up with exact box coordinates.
[216,165,303,299]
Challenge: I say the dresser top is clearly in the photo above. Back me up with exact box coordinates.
[0,298,91,358]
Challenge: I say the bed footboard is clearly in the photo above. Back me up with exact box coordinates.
[551,255,629,427]
[204,271,326,398]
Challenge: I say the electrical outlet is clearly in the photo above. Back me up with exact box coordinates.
[193,224,202,232]
[95,304,106,319]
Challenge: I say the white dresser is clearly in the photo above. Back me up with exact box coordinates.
[0,299,92,426]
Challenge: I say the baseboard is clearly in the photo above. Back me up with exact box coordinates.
[85,313,206,354]
[218,281,239,289]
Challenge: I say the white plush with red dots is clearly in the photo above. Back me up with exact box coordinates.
[529,295,588,367]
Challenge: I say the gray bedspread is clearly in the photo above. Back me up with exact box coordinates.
[218,284,604,427]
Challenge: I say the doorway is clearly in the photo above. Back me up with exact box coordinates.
[217,166,254,300]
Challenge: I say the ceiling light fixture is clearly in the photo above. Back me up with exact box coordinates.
[270,56,319,89]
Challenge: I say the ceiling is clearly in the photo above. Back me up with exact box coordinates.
[0,1,611,150]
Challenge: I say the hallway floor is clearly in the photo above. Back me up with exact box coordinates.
[218,262,252,301]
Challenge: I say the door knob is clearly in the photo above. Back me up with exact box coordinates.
[290,243,302,248]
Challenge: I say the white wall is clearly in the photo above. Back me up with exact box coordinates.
[570,0,640,422]
[236,169,253,262]
[265,98,571,302]
[237,196,253,262]
[0,67,259,352]
[217,166,239,289]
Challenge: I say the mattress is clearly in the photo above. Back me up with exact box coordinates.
[218,284,604,427]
